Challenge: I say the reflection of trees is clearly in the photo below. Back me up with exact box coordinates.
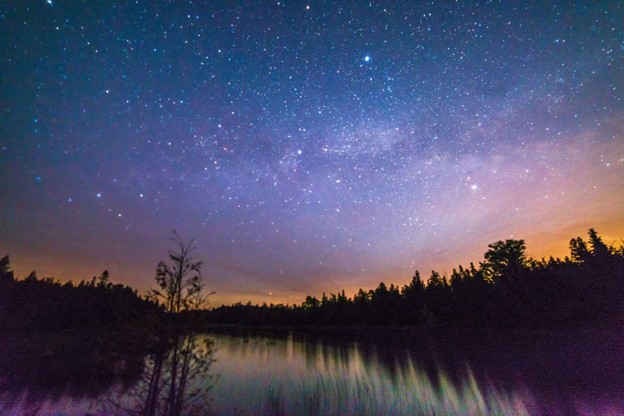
[114,333,215,416]
[0,233,218,416]
[0,327,147,414]
[0,326,216,416]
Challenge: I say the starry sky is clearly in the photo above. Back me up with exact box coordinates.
[1,1,623,305]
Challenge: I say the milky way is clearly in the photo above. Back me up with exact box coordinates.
[1,1,623,304]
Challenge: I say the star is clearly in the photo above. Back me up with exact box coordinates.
[1,0,622,306]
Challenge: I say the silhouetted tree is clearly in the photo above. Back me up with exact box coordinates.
[588,228,612,259]
[144,232,214,416]
[0,255,14,284]
[97,270,111,287]
[302,295,320,309]
[569,237,591,263]
[150,232,207,314]
[481,239,528,282]
[400,271,426,324]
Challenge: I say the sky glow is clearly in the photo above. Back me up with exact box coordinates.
[1,1,623,305]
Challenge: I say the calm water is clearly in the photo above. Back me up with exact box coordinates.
[207,328,624,415]
[1,328,624,415]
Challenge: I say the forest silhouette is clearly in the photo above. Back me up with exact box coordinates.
[1,228,623,333]
[1,228,623,414]
[0,234,215,415]
[203,228,624,329]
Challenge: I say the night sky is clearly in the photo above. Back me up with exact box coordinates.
[2,1,623,305]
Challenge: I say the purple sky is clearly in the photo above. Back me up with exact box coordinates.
[1,1,623,305]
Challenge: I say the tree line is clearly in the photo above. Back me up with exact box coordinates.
[0,259,160,331]
[0,233,214,415]
[204,229,624,329]
[0,228,622,413]
[1,228,622,331]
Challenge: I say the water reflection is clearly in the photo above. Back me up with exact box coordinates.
[113,331,215,416]
[0,328,142,414]
[208,328,624,415]
[1,328,623,415]
[0,329,215,416]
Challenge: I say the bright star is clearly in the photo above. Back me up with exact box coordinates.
[364,55,371,62]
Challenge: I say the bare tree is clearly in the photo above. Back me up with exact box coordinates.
[141,232,214,416]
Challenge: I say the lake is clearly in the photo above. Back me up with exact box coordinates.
[1,327,623,415]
